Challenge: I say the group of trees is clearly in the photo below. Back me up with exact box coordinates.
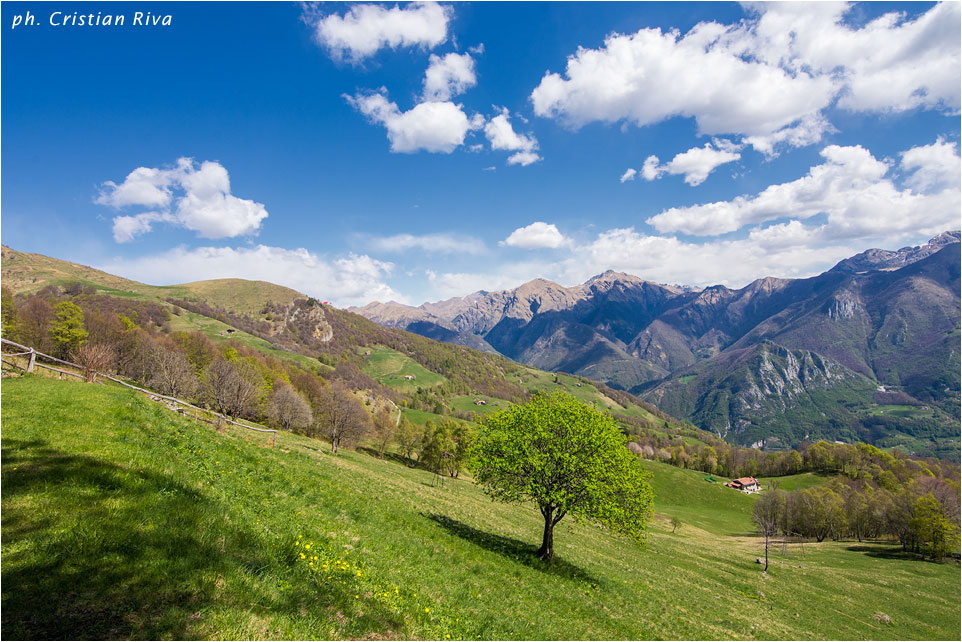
[1,285,381,455]
[171,293,530,404]
[4,283,958,565]
[627,433,956,499]
[753,474,960,562]
[2,284,493,468]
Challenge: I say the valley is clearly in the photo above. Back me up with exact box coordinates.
[352,233,962,458]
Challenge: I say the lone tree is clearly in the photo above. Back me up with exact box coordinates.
[752,484,784,572]
[471,392,654,560]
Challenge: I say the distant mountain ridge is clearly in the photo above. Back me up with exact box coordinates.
[353,233,961,457]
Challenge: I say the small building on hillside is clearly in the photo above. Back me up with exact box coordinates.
[403,375,416,380]
[726,477,761,494]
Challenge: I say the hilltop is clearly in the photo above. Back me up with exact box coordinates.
[1,246,303,317]
[0,245,679,437]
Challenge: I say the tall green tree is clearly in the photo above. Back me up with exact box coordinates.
[471,392,654,560]
[50,300,88,359]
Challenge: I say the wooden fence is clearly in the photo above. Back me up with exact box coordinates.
[1,338,277,446]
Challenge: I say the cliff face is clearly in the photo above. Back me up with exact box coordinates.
[353,234,961,455]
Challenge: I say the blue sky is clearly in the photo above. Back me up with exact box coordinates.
[2,1,960,306]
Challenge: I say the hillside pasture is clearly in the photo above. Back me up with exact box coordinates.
[361,346,446,393]
[448,395,511,416]
[758,472,833,492]
[3,377,958,640]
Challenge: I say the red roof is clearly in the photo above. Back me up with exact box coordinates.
[731,477,759,486]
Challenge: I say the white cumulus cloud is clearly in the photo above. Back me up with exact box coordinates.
[900,138,962,193]
[501,222,568,249]
[484,108,541,166]
[640,143,741,186]
[745,2,961,114]
[619,168,637,183]
[346,90,477,153]
[531,3,960,154]
[423,52,477,101]
[97,158,269,243]
[531,22,833,138]
[311,1,451,63]
[97,245,403,307]
[641,155,663,181]
[646,140,961,240]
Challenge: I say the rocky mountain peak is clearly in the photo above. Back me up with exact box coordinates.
[830,231,960,274]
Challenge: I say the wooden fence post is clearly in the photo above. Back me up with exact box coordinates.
[27,349,35,373]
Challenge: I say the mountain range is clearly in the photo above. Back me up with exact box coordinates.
[353,232,961,456]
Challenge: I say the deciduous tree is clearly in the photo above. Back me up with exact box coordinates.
[752,487,784,572]
[73,342,116,382]
[50,300,88,359]
[395,415,422,462]
[268,382,313,433]
[314,381,371,454]
[471,392,654,560]
[1,286,18,337]
[203,358,263,420]
[149,342,199,399]
[371,406,397,457]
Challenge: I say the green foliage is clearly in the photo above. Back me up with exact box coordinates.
[49,300,87,358]
[394,415,422,462]
[472,392,654,559]
[1,285,18,337]
[911,494,961,561]
[670,516,682,533]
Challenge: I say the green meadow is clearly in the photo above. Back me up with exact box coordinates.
[361,346,447,393]
[2,376,959,640]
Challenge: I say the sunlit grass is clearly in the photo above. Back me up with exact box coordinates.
[3,377,959,640]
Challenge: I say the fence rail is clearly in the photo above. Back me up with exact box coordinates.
[1,337,276,446]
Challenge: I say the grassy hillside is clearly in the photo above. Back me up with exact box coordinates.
[3,245,693,440]
[1,246,300,317]
[3,376,959,640]
[360,346,447,393]
[164,278,302,317]
[757,472,834,492]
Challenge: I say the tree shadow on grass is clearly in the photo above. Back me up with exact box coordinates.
[423,513,601,585]
[356,446,416,468]
[1,438,404,640]
[846,543,940,563]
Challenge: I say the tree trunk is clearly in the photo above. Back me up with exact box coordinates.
[763,533,769,572]
[538,507,555,560]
